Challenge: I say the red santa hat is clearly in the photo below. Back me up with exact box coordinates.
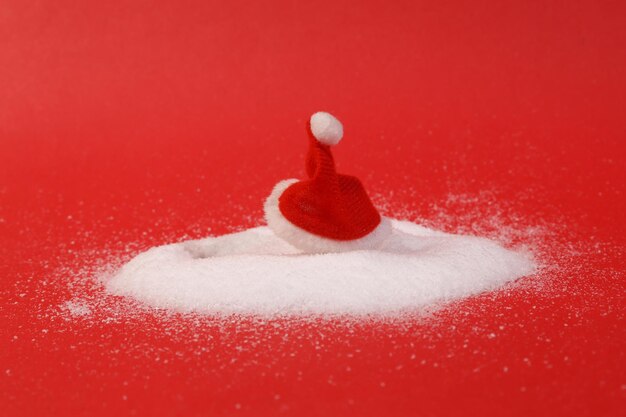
[264,111,391,253]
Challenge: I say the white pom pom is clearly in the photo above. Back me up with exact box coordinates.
[310,111,343,146]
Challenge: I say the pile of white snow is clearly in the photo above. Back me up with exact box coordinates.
[106,219,535,316]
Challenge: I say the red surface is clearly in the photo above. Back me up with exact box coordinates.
[1,1,625,416]
[279,130,381,240]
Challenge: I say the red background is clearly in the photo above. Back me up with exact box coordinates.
[1,1,625,416]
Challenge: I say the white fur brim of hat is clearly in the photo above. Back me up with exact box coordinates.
[264,179,393,253]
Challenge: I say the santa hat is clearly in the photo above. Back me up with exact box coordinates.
[264,111,391,253]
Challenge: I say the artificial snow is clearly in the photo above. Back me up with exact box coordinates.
[106,218,535,316]
[63,299,92,317]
